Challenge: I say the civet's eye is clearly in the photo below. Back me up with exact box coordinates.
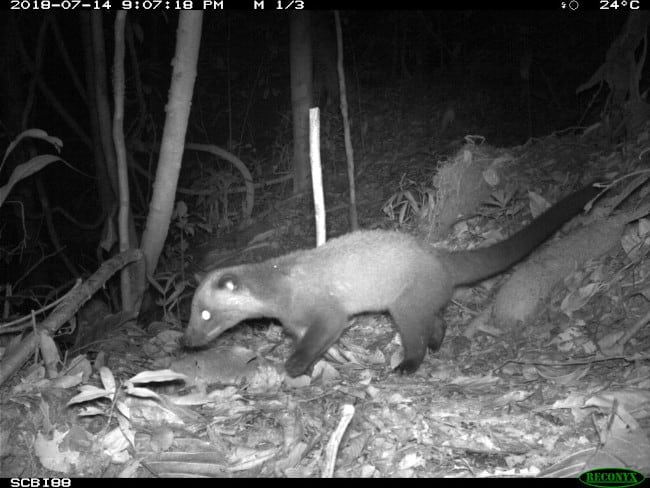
[216,274,238,291]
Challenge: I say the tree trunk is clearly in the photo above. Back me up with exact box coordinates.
[290,11,312,194]
[140,12,203,278]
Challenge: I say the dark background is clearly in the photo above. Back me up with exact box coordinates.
[0,10,634,309]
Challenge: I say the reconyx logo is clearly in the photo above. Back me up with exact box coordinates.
[579,468,646,488]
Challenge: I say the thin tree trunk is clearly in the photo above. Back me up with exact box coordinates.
[140,12,203,278]
[290,11,312,194]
